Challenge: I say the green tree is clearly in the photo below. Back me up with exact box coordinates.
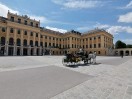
[126,44,132,48]
[115,40,126,49]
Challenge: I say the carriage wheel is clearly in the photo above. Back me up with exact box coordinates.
[62,58,68,66]
[84,58,88,64]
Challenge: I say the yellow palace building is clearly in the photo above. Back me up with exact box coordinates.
[0,11,114,56]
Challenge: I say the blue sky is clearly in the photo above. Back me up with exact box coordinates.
[0,0,132,44]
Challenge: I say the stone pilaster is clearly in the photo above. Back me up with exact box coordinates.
[39,47,42,56]
[13,43,16,56]
[33,46,37,56]
[21,30,24,45]
[38,33,40,46]
[27,31,30,46]
[33,32,35,46]
[20,45,23,56]
[6,27,9,43]
[101,35,104,48]
[4,42,9,56]
[14,29,17,44]
[69,37,72,48]
[28,46,31,56]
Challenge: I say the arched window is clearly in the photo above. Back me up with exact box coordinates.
[35,41,38,46]
[126,50,129,56]
[1,37,6,45]
[23,39,27,46]
[17,38,21,46]
[30,40,33,46]
[9,38,14,45]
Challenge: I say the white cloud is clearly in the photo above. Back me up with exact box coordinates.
[107,26,132,35]
[64,0,101,9]
[0,2,19,17]
[29,15,49,23]
[119,1,132,9]
[76,26,90,31]
[45,26,67,33]
[122,39,132,44]
[118,12,132,23]
[94,23,110,29]
[0,2,48,23]
[126,1,132,9]
[52,0,102,9]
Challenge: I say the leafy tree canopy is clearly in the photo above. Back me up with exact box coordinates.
[115,40,132,49]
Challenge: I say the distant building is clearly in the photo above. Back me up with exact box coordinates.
[0,11,114,56]
[114,48,132,56]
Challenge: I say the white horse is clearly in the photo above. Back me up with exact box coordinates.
[88,53,96,64]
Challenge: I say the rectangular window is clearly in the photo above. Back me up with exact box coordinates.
[2,27,5,32]
[45,36,47,39]
[90,44,92,48]
[24,31,27,35]
[36,23,38,27]
[10,28,14,33]
[17,29,21,34]
[86,45,88,48]
[98,43,101,48]
[24,20,27,25]
[45,42,47,47]
[18,18,21,23]
[36,33,38,37]
[30,32,33,36]
[94,44,96,48]
[30,22,33,26]
[53,43,55,47]
[41,35,43,38]
[11,17,14,22]
[49,43,51,46]
[83,45,84,48]
[40,42,43,46]
[98,51,100,54]
[90,38,92,40]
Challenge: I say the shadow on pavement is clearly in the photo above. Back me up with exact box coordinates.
[65,62,101,68]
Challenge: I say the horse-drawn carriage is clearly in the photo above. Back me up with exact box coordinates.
[62,51,91,66]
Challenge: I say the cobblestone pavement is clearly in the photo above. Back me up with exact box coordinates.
[51,56,132,99]
[0,56,132,99]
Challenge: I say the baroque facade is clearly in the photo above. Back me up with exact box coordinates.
[0,12,114,56]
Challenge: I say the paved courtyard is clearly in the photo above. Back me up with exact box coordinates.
[0,56,132,99]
